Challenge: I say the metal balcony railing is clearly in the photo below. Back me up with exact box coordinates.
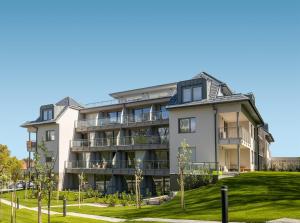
[219,127,251,145]
[84,91,175,108]
[183,162,219,175]
[75,111,169,129]
[65,160,170,170]
[71,135,169,148]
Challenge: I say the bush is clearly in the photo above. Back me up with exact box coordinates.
[120,192,129,206]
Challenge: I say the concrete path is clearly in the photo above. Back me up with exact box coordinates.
[67,212,125,222]
[267,219,300,223]
[43,203,108,208]
[134,218,220,223]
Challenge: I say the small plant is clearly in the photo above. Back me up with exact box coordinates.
[120,192,129,206]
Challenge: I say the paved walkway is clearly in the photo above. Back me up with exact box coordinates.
[42,203,108,208]
[135,218,221,223]
[267,219,300,223]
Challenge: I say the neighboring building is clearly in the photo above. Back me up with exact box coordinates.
[271,157,300,171]
[21,72,274,193]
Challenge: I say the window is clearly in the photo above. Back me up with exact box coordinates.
[133,107,151,122]
[178,147,196,162]
[183,87,192,103]
[182,86,203,103]
[43,109,53,121]
[179,118,196,133]
[160,105,169,120]
[108,111,122,123]
[193,86,202,101]
[46,130,55,141]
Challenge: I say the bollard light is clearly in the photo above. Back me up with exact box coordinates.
[221,185,228,223]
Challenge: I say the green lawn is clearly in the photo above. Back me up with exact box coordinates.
[0,203,162,223]
[0,190,96,207]
[0,203,109,223]
[51,172,300,222]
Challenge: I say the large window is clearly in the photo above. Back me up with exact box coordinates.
[178,147,196,162]
[43,109,53,121]
[193,86,202,101]
[46,130,55,141]
[178,118,196,133]
[108,111,122,123]
[133,107,151,122]
[183,87,192,103]
[182,86,203,103]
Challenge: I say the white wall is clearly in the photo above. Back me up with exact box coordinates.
[57,107,80,190]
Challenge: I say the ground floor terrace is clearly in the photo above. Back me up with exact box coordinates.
[65,173,170,196]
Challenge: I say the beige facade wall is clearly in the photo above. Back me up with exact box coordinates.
[169,101,260,174]
[36,123,59,171]
[57,107,80,190]
[169,105,216,174]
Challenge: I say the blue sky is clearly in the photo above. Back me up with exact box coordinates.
[0,0,299,159]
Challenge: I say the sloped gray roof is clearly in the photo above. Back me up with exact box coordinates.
[56,97,84,108]
[167,93,264,124]
[193,71,224,84]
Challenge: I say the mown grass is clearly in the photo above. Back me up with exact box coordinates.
[0,203,108,223]
[51,172,300,222]
[0,203,162,223]
[0,190,96,207]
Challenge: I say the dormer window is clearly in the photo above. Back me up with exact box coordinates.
[193,86,202,101]
[182,86,202,103]
[43,109,53,121]
[183,87,192,103]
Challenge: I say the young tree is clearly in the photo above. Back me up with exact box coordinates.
[33,142,57,223]
[78,172,84,208]
[8,157,23,223]
[0,144,11,217]
[177,139,192,209]
[134,159,143,209]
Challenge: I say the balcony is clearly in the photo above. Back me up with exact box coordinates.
[65,160,170,176]
[85,91,175,108]
[75,111,169,132]
[219,127,251,148]
[70,135,169,152]
[26,140,37,152]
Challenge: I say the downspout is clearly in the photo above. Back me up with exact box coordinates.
[213,105,218,171]
[256,124,263,171]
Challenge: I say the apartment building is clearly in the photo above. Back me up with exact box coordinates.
[21,72,274,193]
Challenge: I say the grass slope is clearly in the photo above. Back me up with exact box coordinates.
[0,204,161,223]
[0,203,109,223]
[52,172,300,222]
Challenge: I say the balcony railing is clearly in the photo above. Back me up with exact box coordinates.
[75,111,169,130]
[26,140,37,152]
[219,127,251,146]
[85,91,175,108]
[65,160,169,170]
[71,135,169,148]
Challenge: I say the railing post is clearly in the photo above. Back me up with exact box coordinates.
[63,198,67,217]
[221,186,228,223]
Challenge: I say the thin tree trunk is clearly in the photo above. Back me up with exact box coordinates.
[180,172,185,209]
[14,189,16,223]
[10,191,13,223]
[135,177,138,208]
[48,189,51,223]
[78,184,80,208]
[38,190,42,223]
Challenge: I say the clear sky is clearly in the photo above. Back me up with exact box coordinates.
[0,0,299,159]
